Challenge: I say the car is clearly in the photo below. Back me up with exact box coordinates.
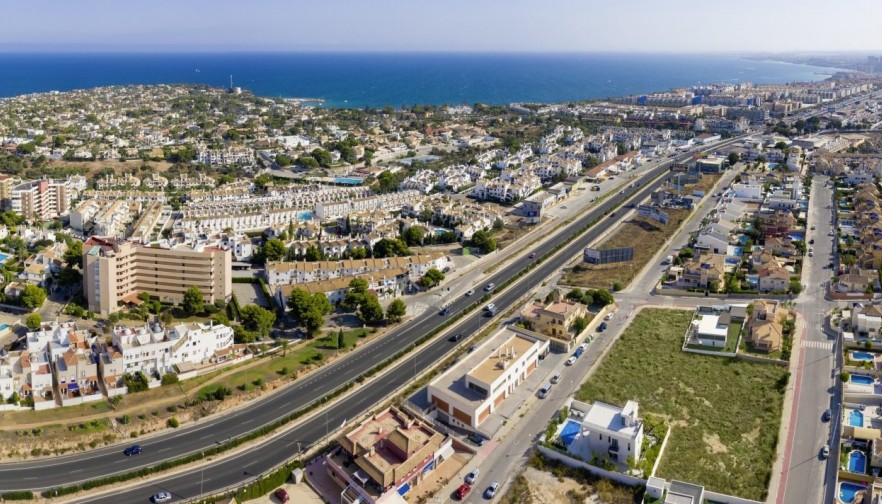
[809,238,815,245]
[465,289,475,296]
[591,185,601,191]
[550,374,561,384]
[561,205,568,209]
[455,484,472,500]
[609,212,616,218]
[440,307,451,316]
[465,468,480,485]
[579,343,588,351]
[485,482,500,499]
[828,231,835,237]
[820,445,830,459]
[597,322,607,332]
[151,492,172,503]
[274,488,290,503]
[124,444,142,456]
[811,225,816,230]
[808,251,814,257]
[529,252,537,259]
[468,345,478,353]
[449,333,464,342]
[604,312,614,321]
[573,348,584,358]
[485,303,496,312]
[484,283,495,291]
[565,356,576,366]
[822,409,832,422]
[538,385,550,398]
[467,432,485,447]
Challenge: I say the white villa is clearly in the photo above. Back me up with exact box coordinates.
[566,399,644,465]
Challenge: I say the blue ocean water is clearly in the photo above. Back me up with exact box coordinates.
[0,52,838,108]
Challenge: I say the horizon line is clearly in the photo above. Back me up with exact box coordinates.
[0,48,879,56]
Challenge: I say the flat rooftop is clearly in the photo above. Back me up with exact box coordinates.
[582,401,640,437]
[429,326,546,408]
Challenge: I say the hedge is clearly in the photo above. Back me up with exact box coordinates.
[1,491,34,501]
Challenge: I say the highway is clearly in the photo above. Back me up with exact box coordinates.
[2,139,745,502]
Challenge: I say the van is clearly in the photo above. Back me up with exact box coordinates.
[485,303,496,312]
[538,384,551,398]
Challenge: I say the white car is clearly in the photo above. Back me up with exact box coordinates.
[485,303,495,311]
[579,343,588,351]
[465,289,475,296]
[551,374,561,384]
[485,482,500,499]
[152,492,173,503]
[565,357,576,366]
[484,283,495,291]
[465,468,479,484]
[604,312,614,321]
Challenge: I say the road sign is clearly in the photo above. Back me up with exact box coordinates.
[584,247,634,265]
[637,205,669,225]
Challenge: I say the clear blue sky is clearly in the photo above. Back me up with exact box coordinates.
[2,0,881,53]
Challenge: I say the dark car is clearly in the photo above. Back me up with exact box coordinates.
[529,252,537,259]
[468,345,478,353]
[809,238,815,245]
[468,432,485,447]
[609,212,616,218]
[440,307,451,316]
[822,409,832,422]
[597,322,607,332]
[123,445,142,456]
[449,333,464,343]
[274,488,290,503]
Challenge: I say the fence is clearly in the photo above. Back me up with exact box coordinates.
[535,444,646,487]
[735,353,788,366]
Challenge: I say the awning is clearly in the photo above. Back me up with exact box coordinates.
[397,483,410,496]
[67,383,78,391]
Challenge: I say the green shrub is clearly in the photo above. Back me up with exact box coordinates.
[167,418,179,428]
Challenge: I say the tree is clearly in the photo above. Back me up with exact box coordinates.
[470,230,497,254]
[774,141,789,151]
[372,238,411,258]
[57,267,82,286]
[572,316,588,334]
[789,280,803,294]
[182,286,204,315]
[727,152,740,166]
[591,289,614,307]
[402,226,425,247]
[358,294,384,324]
[63,239,83,268]
[262,238,286,262]
[25,313,41,331]
[342,278,369,311]
[20,285,47,309]
[286,288,330,338]
[337,329,345,349]
[240,304,276,339]
[386,298,407,323]
[420,268,446,289]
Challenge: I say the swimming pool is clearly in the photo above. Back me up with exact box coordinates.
[736,234,749,245]
[0,253,8,263]
[852,375,874,385]
[0,324,8,332]
[725,258,740,266]
[848,450,867,474]
[850,410,865,427]
[746,275,759,286]
[789,233,805,242]
[851,351,876,361]
[434,228,453,236]
[559,420,581,446]
[334,177,364,185]
[840,481,867,503]
[297,211,313,221]
[728,246,744,256]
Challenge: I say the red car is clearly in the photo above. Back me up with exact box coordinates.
[455,483,471,500]
[274,488,290,503]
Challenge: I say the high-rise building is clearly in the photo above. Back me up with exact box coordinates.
[83,237,232,315]
[11,179,70,220]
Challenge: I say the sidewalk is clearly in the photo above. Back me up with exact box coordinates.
[768,314,807,504]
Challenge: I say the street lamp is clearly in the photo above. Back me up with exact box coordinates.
[200,451,205,496]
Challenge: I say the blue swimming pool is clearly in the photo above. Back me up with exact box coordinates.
[0,253,8,263]
[850,410,865,427]
[840,482,867,503]
[746,275,758,286]
[334,177,364,185]
[297,211,313,221]
[736,234,749,245]
[729,246,744,256]
[849,450,867,474]
[789,233,805,242]
[851,351,876,361]
[0,324,8,331]
[725,258,740,265]
[852,375,874,385]
[434,228,453,236]
[559,420,581,446]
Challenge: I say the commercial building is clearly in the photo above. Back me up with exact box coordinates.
[427,326,549,432]
[83,237,232,315]
[324,407,451,504]
[11,178,70,220]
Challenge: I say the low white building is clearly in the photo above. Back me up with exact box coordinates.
[852,303,882,337]
[566,400,644,465]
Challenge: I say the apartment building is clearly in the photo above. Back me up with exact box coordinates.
[11,178,70,220]
[83,237,232,315]
[0,174,14,209]
[265,253,449,285]
[315,190,422,220]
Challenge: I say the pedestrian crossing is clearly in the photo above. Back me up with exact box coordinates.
[801,340,833,350]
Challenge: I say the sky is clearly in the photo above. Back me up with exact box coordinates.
[2,0,881,54]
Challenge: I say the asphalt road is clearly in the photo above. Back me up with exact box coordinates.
[4,140,747,502]
[781,175,840,504]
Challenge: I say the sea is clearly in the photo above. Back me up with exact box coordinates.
[0,52,840,108]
